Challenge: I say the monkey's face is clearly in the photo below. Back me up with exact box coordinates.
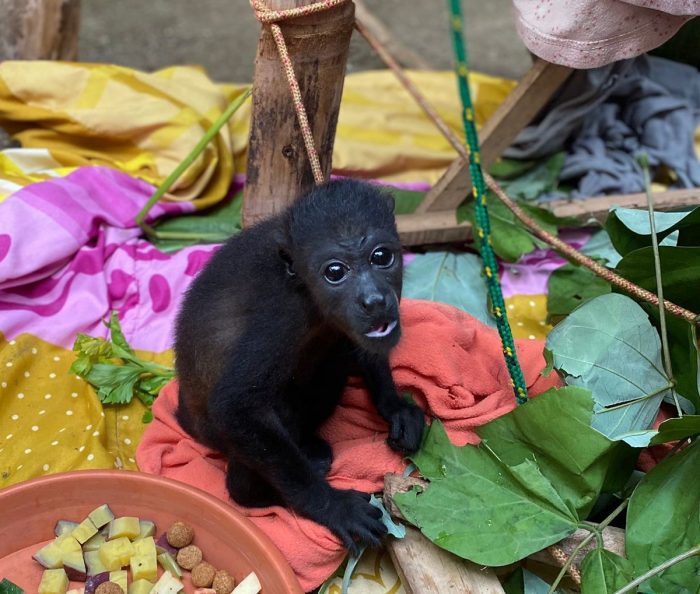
[300,233,403,353]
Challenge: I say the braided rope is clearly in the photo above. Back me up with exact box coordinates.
[448,0,529,404]
[250,0,351,185]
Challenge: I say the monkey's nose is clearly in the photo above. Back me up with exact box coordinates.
[361,292,386,312]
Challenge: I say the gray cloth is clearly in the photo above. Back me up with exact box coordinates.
[504,56,700,199]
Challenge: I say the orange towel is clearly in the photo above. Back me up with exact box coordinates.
[136,299,560,591]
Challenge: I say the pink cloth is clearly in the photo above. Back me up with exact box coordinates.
[513,0,700,69]
[136,299,561,591]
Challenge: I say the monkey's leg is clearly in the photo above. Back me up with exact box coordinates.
[356,353,425,454]
[211,395,386,553]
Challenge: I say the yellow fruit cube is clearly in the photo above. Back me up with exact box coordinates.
[136,520,156,540]
[108,516,141,540]
[128,579,156,594]
[38,568,68,594]
[99,536,134,571]
[130,553,158,582]
[132,536,156,557]
[55,534,81,554]
[88,503,115,529]
[85,550,108,576]
[32,541,63,569]
[72,517,98,544]
[110,570,128,591]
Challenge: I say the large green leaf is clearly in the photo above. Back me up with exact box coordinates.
[649,415,700,445]
[546,293,670,439]
[402,252,495,327]
[498,152,566,202]
[546,263,612,323]
[606,206,700,256]
[643,305,700,414]
[626,440,700,594]
[580,549,636,594]
[394,387,614,566]
[615,246,700,312]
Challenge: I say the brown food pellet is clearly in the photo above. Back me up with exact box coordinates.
[95,583,124,594]
[212,569,235,594]
[166,520,194,548]
[176,543,203,570]
[191,561,217,587]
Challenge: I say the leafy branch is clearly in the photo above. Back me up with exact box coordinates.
[69,312,175,423]
[613,545,700,594]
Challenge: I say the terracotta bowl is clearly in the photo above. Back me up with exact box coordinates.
[0,469,303,593]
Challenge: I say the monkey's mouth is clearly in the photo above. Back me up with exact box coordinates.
[364,320,398,338]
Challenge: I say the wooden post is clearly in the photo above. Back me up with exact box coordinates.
[242,0,355,227]
[0,0,81,61]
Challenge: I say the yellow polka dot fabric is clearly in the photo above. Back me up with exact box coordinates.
[323,548,404,594]
[504,294,552,341]
[0,333,171,489]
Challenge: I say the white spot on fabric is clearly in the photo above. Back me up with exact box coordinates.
[10,414,19,421]
[51,440,59,446]
[24,448,31,454]
[44,393,52,400]
[17,393,24,399]
[66,410,73,416]
[124,438,132,445]
[43,464,49,471]
[87,454,95,462]
[31,425,39,432]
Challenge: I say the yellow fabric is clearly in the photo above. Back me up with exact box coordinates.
[0,332,168,490]
[0,62,515,201]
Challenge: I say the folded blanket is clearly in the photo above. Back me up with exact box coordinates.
[136,299,560,591]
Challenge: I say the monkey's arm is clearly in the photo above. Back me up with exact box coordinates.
[356,353,425,454]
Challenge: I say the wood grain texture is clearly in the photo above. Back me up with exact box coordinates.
[242,0,355,226]
[0,0,81,60]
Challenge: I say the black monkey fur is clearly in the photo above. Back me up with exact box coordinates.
[174,179,425,552]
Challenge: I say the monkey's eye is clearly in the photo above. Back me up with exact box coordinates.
[323,262,349,284]
[370,247,394,268]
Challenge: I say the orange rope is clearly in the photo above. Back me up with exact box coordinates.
[250,0,352,185]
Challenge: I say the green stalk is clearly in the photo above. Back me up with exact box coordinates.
[135,87,252,238]
[596,383,674,414]
[638,153,682,416]
[612,545,700,594]
[547,498,629,594]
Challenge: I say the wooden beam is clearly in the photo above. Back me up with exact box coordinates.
[548,187,700,222]
[397,210,471,246]
[397,187,700,246]
[416,60,573,214]
[242,0,355,226]
[0,0,81,61]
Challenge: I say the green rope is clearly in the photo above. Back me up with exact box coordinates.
[447,0,528,405]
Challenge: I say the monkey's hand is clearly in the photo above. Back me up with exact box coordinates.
[386,403,424,454]
[322,488,387,555]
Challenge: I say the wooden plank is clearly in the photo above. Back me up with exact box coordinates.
[383,475,504,594]
[242,0,355,226]
[387,527,506,594]
[397,210,471,246]
[416,59,573,214]
[397,187,700,245]
[548,187,700,222]
[0,0,81,60]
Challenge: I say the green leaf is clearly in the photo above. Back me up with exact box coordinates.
[490,157,539,180]
[389,188,425,215]
[497,152,566,202]
[149,192,242,253]
[402,252,495,327]
[142,410,154,424]
[394,388,614,566]
[649,415,700,445]
[580,549,636,594]
[615,246,700,312]
[107,312,133,355]
[626,440,700,594]
[546,263,612,322]
[458,195,560,262]
[642,305,700,414]
[581,230,622,267]
[84,364,142,404]
[477,386,615,517]
[546,293,670,439]
[605,206,700,256]
[0,579,24,594]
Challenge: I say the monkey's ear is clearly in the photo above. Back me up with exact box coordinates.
[278,248,296,277]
